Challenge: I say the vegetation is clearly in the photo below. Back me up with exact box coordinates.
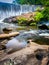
[17,17,28,25]
[17,16,36,26]
[15,0,49,5]
[30,22,36,26]
[41,7,49,21]
[34,7,49,22]
[15,0,35,4]
[14,0,49,25]
[34,12,44,22]
[36,0,49,5]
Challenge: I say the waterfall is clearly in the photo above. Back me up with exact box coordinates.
[0,2,41,21]
[0,2,41,34]
[0,2,21,20]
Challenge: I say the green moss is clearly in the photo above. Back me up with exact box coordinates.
[30,22,36,26]
[18,17,27,25]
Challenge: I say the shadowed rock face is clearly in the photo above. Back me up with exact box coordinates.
[38,24,49,30]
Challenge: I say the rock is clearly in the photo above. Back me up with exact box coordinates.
[3,12,35,25]
[41,57,48,65]
[0,42,49,65]
[5,38,27,53]
[0,39,8,50]
[0,27,3,34]
[1,40,8,44]
[3,28,12,34]
[3,16,17,23]
[34,49,47,60]
[38,24,49,30]
[0,32,19,39]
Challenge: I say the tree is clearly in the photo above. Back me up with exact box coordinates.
[41,0,49,5]
[41,7,49,20]
[14,0,49,5]
[15,0,35,4]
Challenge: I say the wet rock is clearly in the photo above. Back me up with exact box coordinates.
[3,17,18,23]
[38,24,49,30]
[3,28,12,34]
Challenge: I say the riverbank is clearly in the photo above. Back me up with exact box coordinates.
[0,26,49,65]
[0,41,49,65]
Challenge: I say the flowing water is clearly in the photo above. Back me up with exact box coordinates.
[0,2,49,45]
[0,18,49,45]
[0,2,41,20]
[0,3,49,65]
[0,2,41,33]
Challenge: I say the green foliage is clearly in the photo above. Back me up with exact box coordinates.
[35,0,49,5]
[35,0,42,5]
[15,0,49,24]
[41,7,49,20]
[34,12,44,22]
[15,0,35,4]
[41,0,49,5]
[15,0,49,5]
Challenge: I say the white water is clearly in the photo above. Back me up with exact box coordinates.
[0,3,41,33]
[0,2,41,20]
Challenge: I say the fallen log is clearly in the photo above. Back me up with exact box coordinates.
[0,32,19,39]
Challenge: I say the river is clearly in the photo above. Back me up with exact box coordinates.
[0,20,49,45]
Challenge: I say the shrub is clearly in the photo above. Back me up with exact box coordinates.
[34,12,44,22]
[41,7,49,21]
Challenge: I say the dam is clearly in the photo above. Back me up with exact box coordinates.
[0,2,41,20]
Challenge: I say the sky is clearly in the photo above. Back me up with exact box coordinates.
[0,0,14,3]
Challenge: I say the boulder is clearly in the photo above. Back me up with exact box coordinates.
[38,24,49,30]
[3,17,17,23]
[0,42,49,65]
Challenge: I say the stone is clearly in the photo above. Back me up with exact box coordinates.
[3,28,12,34]
[0,32,19,39]
[0,42,49,65]
[38,24,49,30]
